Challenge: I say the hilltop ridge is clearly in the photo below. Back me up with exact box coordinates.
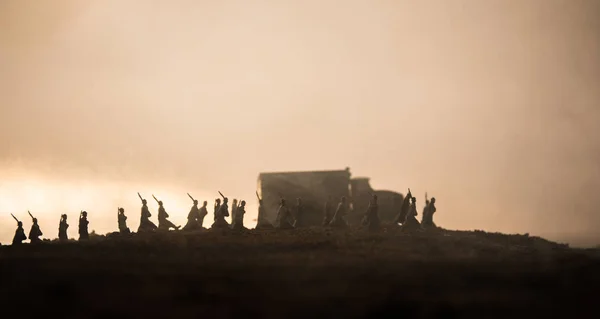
[1,228,598,318]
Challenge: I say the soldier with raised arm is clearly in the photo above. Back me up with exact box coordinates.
[138,194,158,232]
[11,214,27,245]
[255,192,273,229]
[118,208,131,234]
[422,197,437,228]
[276,198,294,229]
[79,211,89,240]
[183,194,201,231]
[231,200,247,230]
[154,195,180,231]
[58,214,69,241]
[322,196,334,226]
[27,211,43,243]
[329,196,348,228]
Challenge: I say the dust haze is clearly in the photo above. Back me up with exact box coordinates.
[1,0,599,246]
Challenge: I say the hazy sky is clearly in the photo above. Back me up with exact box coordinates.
[1,0,599,246]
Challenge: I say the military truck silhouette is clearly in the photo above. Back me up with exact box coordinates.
[257,167,404,226]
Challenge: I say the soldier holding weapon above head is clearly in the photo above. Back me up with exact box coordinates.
[28,211,43,243]
[138,193,157,232]
[11,214,27,245]
[153,194,181,231]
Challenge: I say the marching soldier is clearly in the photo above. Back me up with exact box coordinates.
[153,195,180,231]
[183,195,202,231]
[28,211,43,243]
[11,214,27,245]
[138,194,158,232]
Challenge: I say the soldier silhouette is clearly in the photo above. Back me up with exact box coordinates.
[58,214,69,241]
[422,197,437,228]
[118,207,131,234]
[183,198,202,231]
[231,200,247,230]
[138,197,158,232]
[402,197,421,231]
[28,211,43,243]
[393,189,413,225]
[79,211,89,240]
[11,214,27,245]
[154,196,180,231]
[198,201,208,229]
[213,198,221,222]
[212,196,230,229]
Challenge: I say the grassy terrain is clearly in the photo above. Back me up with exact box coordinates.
[1,226,599,318]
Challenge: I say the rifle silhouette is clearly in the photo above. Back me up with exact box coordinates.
[152,194,160,204]
[218,191,226,199]
[11,213,20,223]
[28,210,35,220]
[138,192,144,202]
[255,191,261,201]
[187,193,195,202]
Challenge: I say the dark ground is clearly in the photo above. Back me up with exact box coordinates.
[1,227,599,318]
